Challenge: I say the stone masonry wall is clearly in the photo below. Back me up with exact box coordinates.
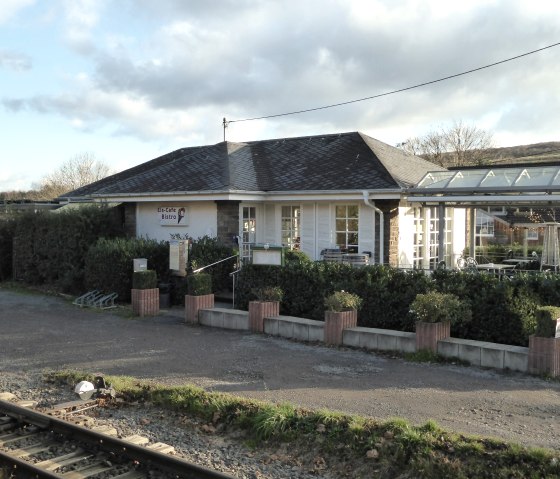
[216,200,240,248]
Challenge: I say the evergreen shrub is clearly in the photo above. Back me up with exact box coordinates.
[84,237,167,302]
[534,306,560,338]
[11,207,123,293]
[132,270,158,289]
[186,273,212,296]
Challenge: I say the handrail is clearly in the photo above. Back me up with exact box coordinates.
[191,254,239,273]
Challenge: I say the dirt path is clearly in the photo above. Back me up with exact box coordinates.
[1,288,559,450]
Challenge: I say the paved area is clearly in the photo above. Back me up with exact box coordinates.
[1,288,559,450]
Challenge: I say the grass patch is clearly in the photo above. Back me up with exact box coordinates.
[46,370,560,479]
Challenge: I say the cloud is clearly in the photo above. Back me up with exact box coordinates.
[0,50,32,71]
[0,0,35,24]
[4,0,560,150]
[61,0,106,54]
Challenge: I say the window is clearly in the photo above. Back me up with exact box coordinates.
[281,205,301,250]
[335,205,359,253]
[476,211,495,238]
[413,208,424,269]
[241,206,256,260]
[413,206,453,269]
[527,228,539,241]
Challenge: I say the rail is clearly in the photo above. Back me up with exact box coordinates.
[0,399,235,479]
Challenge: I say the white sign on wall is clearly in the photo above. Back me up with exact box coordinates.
[158,206,188,226]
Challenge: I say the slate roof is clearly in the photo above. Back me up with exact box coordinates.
[61,132,443,199]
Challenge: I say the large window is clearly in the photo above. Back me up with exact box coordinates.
[476,210,495,238]
[413,206,453,269]
[335,205,359,253]
[281,205,301,250]
[241,206,256,260]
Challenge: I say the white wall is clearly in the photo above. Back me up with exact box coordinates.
[136,202,217,241]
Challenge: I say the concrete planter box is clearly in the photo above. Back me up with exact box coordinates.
[324,310,357,346]
[416,321,450,353]
[249,301,280,333]
[185,294,215,324]
[528,335,560,377]
[131,288,159,317]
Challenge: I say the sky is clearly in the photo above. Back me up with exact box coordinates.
[1,0,560,191]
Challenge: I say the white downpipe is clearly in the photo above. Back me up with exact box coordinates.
[362,191,384,265]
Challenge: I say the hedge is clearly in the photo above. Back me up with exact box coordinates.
[0,217,15,281]
[11,207,123,293]
[236,264,557,347]
[84,238,168,302]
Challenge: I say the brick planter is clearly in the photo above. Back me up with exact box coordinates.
[528,335,560,377]
[249,301,280,333]
[131,288,159,317]
[324,310,358,346]
[185,294,215,324]
[415,321,451,353]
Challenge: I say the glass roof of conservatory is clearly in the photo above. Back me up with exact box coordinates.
[414,166,560,192]
[408,165,560,206]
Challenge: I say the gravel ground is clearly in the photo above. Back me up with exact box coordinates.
[0,371,350,478]
[1,287,560,477]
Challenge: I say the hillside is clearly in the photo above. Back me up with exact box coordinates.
[485,141,560,165]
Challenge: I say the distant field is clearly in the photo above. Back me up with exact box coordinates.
[486,141,560,165]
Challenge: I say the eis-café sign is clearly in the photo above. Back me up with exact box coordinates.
[158,206,187,226]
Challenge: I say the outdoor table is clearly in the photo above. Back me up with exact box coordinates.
[502,258,533,265]
[476,263,517,277]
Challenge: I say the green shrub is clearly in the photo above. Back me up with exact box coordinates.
[410,291,471,325]
[534,306,560,338]
[324,290,362,312]
[84,237,168,302]
[189,236,236,293]
[186,273,212,295]
[251,286,284,302]
[11,206,124,293]
[0,218,15,281]
[132,270,157,289]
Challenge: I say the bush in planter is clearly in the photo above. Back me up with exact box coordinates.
[410,291,471,326]
[251,286,284,302]
[186,273,212,296]
[324,290,362,312]
[534,306,560,338]
[132,270,158,289]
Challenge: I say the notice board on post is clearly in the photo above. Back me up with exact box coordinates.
[169,240,188,276]
[252,244,284,266]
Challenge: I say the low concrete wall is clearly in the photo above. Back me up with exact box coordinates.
[343,327,416,353]
[199,308,249,330]
[264,315,324,342]
[438,337,528,372]
[196,308,531,375]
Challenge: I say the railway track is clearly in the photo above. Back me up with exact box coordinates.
[0,399,235,479]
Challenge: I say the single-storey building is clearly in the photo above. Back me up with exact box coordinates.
[61,131,467,268]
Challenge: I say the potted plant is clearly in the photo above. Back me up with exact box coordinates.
[131,270,159,317]
[249,286,283,332]
[324,290,362,345]
[528,306,560,376]
[185,273,214,324]
[410,291,471,353]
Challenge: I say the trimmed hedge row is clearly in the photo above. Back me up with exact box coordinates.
[11,207,123,293]
[236,263,557,347]
[0,217,15,281]
[85,238,168,302]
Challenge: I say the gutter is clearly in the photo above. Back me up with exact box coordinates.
[362,191,384,265]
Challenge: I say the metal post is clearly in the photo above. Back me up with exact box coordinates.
[469,208,476,259]
[438,203,445,264]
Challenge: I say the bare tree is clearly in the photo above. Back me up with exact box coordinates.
[33,153,113,200]
[399,120,494,167]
